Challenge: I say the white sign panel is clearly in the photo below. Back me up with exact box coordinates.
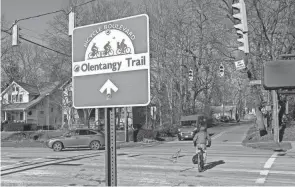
[235,59,246,70]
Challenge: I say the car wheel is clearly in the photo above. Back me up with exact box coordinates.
[52,142,63,152]
[90,140,101,150]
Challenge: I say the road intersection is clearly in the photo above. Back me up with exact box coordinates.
[1,122,295,186]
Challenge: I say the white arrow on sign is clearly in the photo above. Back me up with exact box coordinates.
[100,79,118,96]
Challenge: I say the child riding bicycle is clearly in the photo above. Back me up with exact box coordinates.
[193,125,211,164]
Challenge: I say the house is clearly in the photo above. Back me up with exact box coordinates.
[59,78,105,129]
[60,78,133,130]
[1,81,63,130]
[210,105,238,120]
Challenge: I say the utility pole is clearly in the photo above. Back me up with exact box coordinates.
[68,7,75,36]
[272,90,279,143]
[124,107,129,142]
[12,21,20,46]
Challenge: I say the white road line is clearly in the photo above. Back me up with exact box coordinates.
[255,178,266,184]
[255,152,279,184]
[260,170,269,176]
[264,153,278,169]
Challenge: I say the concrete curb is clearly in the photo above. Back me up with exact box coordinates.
[242,141,293,151]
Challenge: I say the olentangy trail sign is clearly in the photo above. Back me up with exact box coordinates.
[72,14,150,108]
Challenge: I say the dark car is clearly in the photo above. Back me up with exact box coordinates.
[178,114,210,141]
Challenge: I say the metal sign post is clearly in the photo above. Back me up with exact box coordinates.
[105,108,117,186]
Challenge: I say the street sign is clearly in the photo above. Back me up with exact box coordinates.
[249,80,261,85]
[234,59,245,70]
[72,14,150,108]
[263,60,295,90]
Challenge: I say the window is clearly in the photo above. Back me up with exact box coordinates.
[40,111,44,114]
[12,95,16,102]
[20,112,24,120]
[51,108,53,112]
[8,94,11,102]
[19,95,23,102]
[16,87,19,92]
[88,130,97,135]
[16,94,19,102]
[79,130,89,135]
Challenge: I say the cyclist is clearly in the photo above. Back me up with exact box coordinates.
[91,43,98,56]
[193,125,211,164]
[104,41,111,55]
[119,39,127,52]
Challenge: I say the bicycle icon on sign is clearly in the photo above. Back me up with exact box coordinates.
[88,39,131,60]
[116,39,131,55]
[88,42,114,59]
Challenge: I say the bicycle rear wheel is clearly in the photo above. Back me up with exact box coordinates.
[198,153,202,172]
[125,47,131,54]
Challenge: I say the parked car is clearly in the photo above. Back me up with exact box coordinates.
[219,116,230,122]
[46,128,105,151]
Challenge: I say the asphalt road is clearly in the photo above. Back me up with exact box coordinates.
[1,122,295,186]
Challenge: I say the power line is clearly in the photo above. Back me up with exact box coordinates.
[3,0,98,32]
[3,10,67,32]
[1,29,71,58]
[76,0,97,7]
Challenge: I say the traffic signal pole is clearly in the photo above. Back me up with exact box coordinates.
[271,91,280,143]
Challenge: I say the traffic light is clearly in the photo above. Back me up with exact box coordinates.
[188,68,193,81]
[232,0,248,32]
[232,0,249,54]
[237,30,249,53]
[219,65,224,77]
[12,24,19,46]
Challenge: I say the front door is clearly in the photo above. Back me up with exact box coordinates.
[76,129,91,147]
[62,130,81,147]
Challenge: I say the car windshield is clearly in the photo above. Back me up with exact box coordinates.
[181,122,196,127]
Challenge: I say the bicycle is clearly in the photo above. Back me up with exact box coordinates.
[192,147,205,172]
[197,147,205,172]
[104,47,114,56]
[116,47,131,55]
[88,50,98,59]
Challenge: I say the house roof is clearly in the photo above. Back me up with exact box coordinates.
[2,81,61,111]
[16,82,40,95]
[59,78,72,90]
[1,81,40,95]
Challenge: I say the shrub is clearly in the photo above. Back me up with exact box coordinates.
[3,123,24,131]
[157,123,179,137]
[136,129,159,142]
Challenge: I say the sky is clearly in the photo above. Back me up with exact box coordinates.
[1,0,70,44]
